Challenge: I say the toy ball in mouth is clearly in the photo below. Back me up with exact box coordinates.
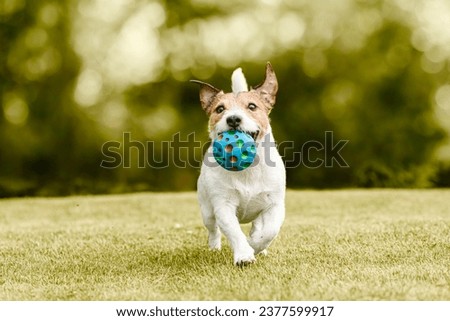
[213,130,257,171]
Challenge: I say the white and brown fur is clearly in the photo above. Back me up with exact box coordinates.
[192,63,286,266]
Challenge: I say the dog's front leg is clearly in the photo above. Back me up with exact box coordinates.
[215,206,255,266]
[248,203,285,255]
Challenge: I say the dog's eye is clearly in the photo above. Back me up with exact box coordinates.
[248,103,257,111]
[215,105,225,114]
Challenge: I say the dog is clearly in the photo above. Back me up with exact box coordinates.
[192,62,286,266]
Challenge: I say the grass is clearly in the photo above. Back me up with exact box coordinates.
[0,189,449,300]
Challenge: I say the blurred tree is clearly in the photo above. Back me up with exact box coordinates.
[0,0,449,196]
[0,0,107,196]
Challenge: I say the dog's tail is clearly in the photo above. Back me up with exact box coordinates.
[231,68,248,94]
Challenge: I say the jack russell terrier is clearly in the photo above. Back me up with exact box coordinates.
[192,63,286,266]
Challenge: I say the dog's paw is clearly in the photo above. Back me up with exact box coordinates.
[208,236,221,251]
[209,243,221,251]
[233,249,256,267]
[234,256,256,267]
[259,249,268,256]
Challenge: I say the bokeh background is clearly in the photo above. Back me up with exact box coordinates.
[1,0,450,197]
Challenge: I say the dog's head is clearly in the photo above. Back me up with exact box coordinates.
[191,62,278,141]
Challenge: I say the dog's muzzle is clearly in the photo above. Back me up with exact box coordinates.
[225,115,259,140]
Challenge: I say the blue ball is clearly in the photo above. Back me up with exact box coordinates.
[213,130,257,171]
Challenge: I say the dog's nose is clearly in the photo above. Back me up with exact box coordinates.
[226,115,241,129]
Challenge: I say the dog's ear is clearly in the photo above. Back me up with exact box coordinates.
[253,62,278,109]
[190,80,223,113]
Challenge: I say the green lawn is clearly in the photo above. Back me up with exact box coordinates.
[0,190,449,300]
